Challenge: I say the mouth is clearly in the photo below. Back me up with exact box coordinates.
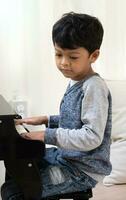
[60,68,72,72]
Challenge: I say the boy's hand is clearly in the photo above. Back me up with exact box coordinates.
[21,131,45,142]
[15,116,48,126]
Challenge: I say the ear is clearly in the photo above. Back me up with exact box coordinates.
[89,49,100,63]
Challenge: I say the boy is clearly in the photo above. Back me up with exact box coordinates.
[1,12,112,199]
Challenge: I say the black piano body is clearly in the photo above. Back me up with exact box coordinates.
[0,95,45,200]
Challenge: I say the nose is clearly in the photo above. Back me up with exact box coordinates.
[61,57,69,67]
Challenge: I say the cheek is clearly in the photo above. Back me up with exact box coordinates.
[55,60,61,70]
[55,58,60,66]
[71,64,84,72]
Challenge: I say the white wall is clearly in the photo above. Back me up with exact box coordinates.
[0,0,68,117]
[0,0,26,99]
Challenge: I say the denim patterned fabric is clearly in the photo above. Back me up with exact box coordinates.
[45,74,112,175]
[1,151,97,200]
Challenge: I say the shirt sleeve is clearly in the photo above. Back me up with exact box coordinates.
[45,79,109,151]
[48,115,60,128]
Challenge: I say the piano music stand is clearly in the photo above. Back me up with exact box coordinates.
[0,95,45,200]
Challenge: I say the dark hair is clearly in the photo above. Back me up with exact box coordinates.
[52,12,104,54]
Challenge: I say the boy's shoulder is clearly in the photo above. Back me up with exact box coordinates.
[82,74,109,94]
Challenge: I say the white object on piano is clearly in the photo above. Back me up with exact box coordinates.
[15,125,27,135]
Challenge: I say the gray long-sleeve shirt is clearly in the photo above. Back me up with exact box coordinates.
[45,74,112,177]
[55,77,109,151]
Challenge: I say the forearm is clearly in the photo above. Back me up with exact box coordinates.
[45,126,103,151]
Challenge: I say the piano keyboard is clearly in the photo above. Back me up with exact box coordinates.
[15,125,28,134]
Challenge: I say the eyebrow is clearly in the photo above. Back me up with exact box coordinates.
[55,47,80,54]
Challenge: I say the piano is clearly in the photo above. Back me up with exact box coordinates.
[0,95,45,200]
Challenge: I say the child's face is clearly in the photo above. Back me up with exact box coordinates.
[54,44,99,80]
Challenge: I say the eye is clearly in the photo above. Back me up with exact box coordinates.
[70,56,79,60]
[55,53,62,57]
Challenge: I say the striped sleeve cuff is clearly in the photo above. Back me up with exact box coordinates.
[44,128,57,145]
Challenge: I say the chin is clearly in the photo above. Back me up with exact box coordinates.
[63,74,72,78]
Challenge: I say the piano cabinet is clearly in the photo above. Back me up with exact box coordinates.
[0,115,45,200]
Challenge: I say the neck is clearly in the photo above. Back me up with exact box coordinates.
[72,68,96,81]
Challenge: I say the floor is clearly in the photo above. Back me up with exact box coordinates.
[92,183,126,200]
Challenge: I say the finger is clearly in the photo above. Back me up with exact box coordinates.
[20,133,31,140]
[15,118,29,125]
[15,119,23,125]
